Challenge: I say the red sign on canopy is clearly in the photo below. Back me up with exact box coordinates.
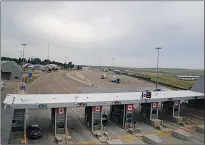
[175,101,179,106]
[93,106,101,112]
[56,108,65,114]
[152,103,157,108]
[126,104,134,111]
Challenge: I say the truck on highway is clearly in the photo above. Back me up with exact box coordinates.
[111,76,121,83]
[49,64,58,70]
[101,73,107,79]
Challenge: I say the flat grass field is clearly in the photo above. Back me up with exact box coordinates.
[128,68,204,89]
[97,67,204,89]
[138,72,195,89]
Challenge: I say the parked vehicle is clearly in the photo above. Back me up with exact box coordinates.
[27,124,42,139]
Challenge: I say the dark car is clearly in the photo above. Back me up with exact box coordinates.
[27,124,42,139]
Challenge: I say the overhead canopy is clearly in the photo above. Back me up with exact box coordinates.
[3,90,204,109]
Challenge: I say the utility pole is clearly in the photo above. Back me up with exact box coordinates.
[99,60,101,71]
[21,44,27,67]
[20,51,23,66]
[112,58,115,75]
[65,57,67,69]
[155,47,162,90]
[47,44,50,65]
[112,58,115,68]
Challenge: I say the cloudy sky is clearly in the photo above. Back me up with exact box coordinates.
[1,1,204,69]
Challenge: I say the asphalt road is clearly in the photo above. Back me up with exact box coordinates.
[26,71,97,144]
[20,70,205,144]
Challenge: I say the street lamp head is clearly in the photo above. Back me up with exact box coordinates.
[155,47,162,50]
[21,44,27,46]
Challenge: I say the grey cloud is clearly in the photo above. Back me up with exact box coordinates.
[1,1,204,69]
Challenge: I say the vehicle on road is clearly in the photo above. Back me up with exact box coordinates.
[49,64,58,70]
[101,73,107,79]
[102,113,108,126]
[27,124,42,139]
[110,76,121,83]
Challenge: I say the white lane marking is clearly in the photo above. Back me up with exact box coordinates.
[32,76,41,84]
[49,84,56,94]
[60,75,70,85]
[48,109,51,116]
[47,73,57,94]
[55,80,69,92]
[37,85,40,94]
[59,72,82,92]
[72,108,80,116]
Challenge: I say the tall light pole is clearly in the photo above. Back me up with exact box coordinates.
[112,58,115,75]
[20,51,23,58]
[65,57,67,69]
[20,51,23,66]
[65,57,67,63]
[155,47,162,90]
[112,58,115,68]
[47,44,50,65]
[98,60,101,71]
[21,44,27,66]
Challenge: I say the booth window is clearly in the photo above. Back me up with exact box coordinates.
[93,119,101,125]
[127,112,132,118]
[57,122,65,128]
[152,109,157,115]
[174,108,178,112]
[12,120,16,123]
[12,126,24,132]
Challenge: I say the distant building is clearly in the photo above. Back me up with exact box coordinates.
[82,66,90,70]
[188,76,204,109]
[1,61,23,81]
[176,75,200,81]
[113,69,121,74]
[103,68,109,72]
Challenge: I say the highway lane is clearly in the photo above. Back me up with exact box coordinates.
[26,72,56,144]
[55,71,146,143]
[49,71,97,143]
[27,71,97,144]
